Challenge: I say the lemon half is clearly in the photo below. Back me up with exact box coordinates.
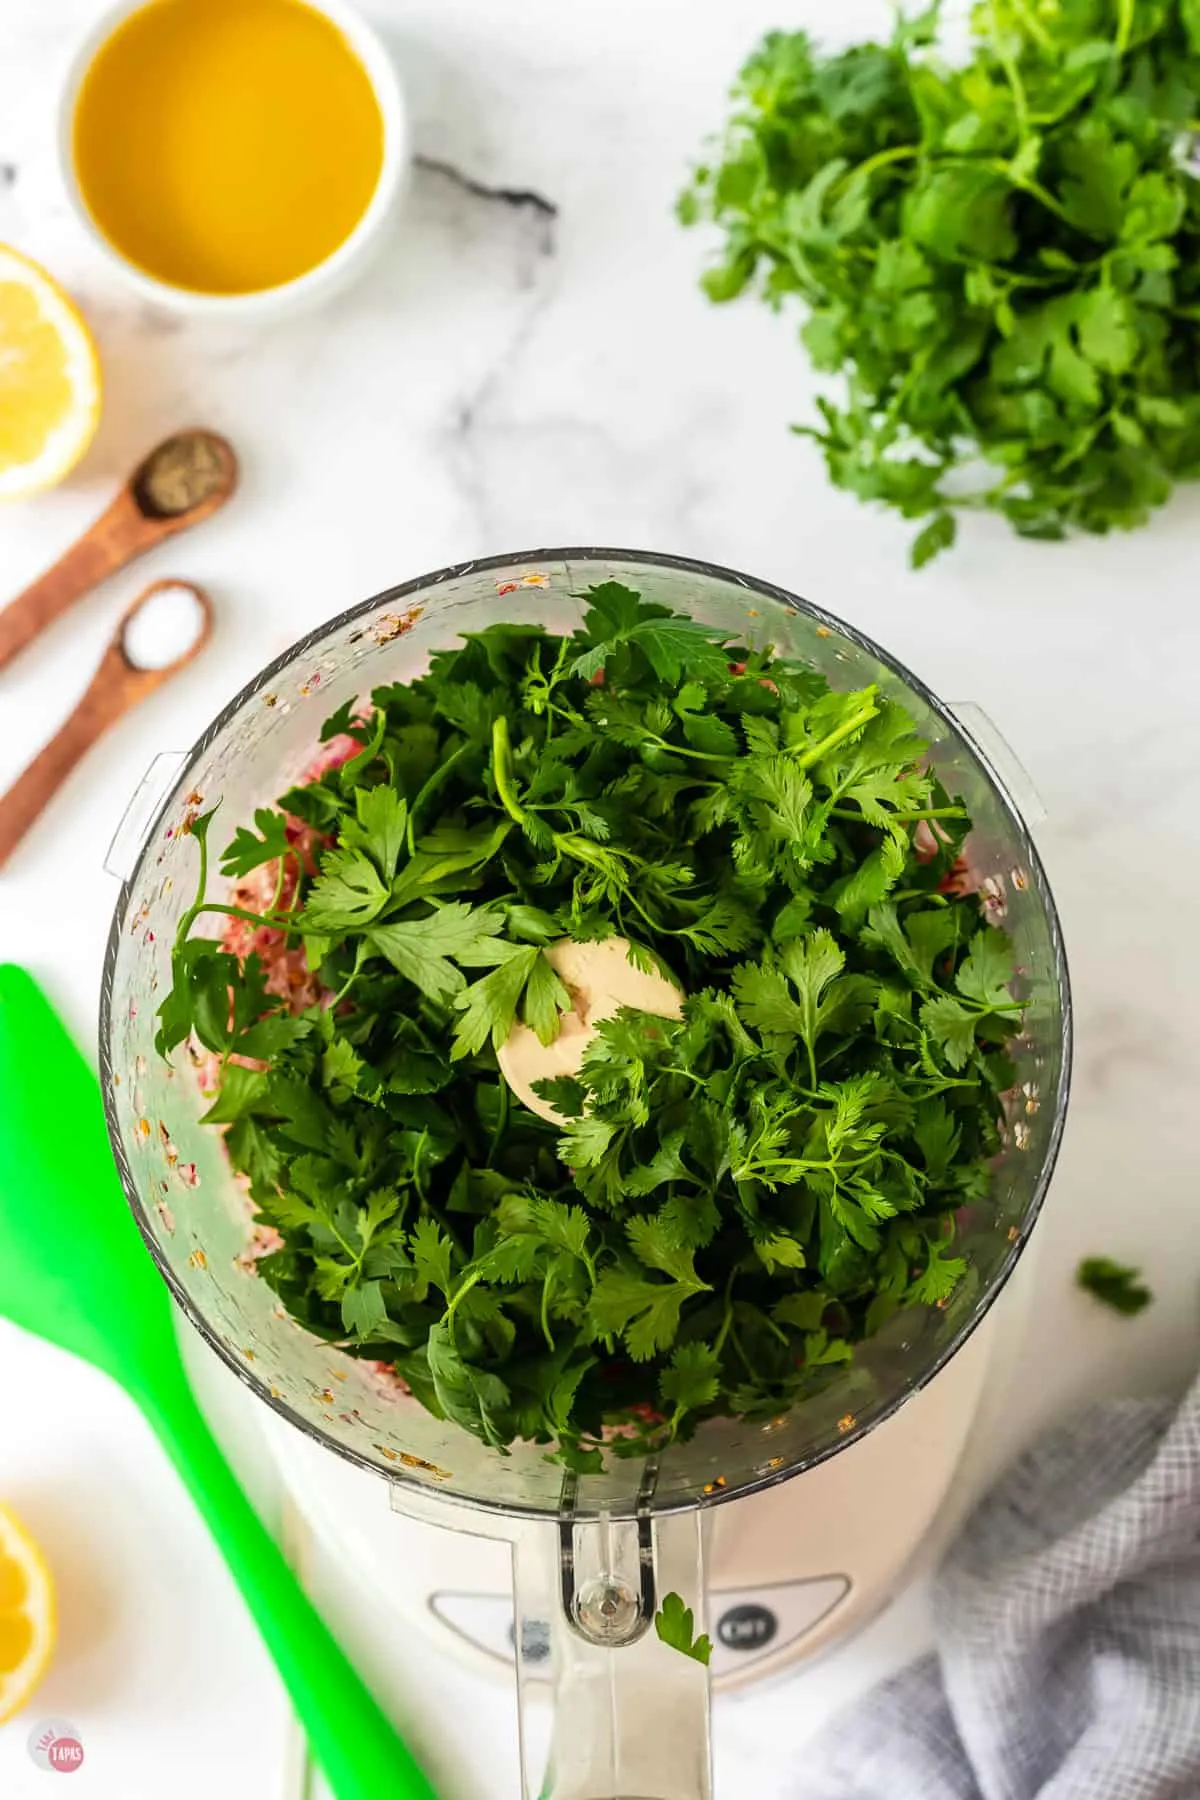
[0,245,101,500]
[0,1505,57,1723]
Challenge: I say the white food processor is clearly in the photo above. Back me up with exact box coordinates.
[101,548,1071,1800]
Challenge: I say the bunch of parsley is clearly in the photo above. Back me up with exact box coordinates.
[681,0,1200,564]
[158,585,1025,1469]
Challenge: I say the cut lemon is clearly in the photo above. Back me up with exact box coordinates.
[0,245,101,500]
[0,1505,56,1723]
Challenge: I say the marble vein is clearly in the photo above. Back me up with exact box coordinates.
[413,153,558,239]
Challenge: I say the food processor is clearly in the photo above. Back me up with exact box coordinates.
[100,548,1071,1800]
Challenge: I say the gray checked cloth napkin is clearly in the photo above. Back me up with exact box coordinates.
[798,1371,1200,1800]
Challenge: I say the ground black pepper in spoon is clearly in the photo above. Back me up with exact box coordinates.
[0,429,236,674]
[133,430,231,518]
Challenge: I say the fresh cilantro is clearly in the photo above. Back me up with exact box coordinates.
[654,1591,712,1666]
[1077,1257,1153,1316]
[684,5,1200,561]
[157,586,1027,1465]
[341,1279,389,1340]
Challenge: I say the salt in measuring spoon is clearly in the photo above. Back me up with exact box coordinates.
[0,578,212,868]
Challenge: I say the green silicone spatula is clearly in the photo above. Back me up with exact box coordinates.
[0,963,439,1800]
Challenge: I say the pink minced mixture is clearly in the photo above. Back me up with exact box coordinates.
[195,734,360,1271]
[218,733,362,1007]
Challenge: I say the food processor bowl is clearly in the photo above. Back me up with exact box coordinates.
[101,549,1071,1800]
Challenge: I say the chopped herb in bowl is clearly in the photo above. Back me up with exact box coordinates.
[158,585,1027,1468]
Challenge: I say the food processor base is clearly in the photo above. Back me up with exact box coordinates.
[265,1298,1011,1693]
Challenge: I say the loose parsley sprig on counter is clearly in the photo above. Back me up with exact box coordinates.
[158,584,1025,1468]
[1077,1256,1153,1315]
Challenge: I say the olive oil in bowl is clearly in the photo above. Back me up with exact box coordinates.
[71,0,389,299]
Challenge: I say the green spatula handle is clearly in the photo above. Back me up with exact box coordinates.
[0,966,438,1800]
[141,1356,440,1800]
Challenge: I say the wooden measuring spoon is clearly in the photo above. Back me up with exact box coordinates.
[0,579,213,870]
[0,430,235,674]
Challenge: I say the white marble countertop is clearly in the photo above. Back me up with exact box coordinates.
[1,1,1198,1797]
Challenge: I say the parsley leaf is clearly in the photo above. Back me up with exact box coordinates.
[220,809,293,879]
[654,1592,712,1665]
[370,904,505,1004]
[305,849,390,931]
[452,945,541,1059]
[733,929,849,1084]
[520,950,572,1046]
[920,994,979,1070]
[587,1262,708,1361]
[572,584,733,683]
[426,1322,512,1448]
[659,1342,722,1413]
[955,929,1020,1015]
[1077,1257,1153,1317]
[340,784,409,879]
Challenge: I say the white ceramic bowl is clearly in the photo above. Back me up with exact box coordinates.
[57,0,408,319]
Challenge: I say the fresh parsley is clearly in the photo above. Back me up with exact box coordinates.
[1076,1256,1153,1315]
[654,1591,713,1665]
[158,585,1025,1470]
[683,1,1200,563]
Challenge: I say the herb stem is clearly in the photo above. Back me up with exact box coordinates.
[175,812,214,947]
[540,1272,557,1352]
[617,729,731,765]
[408,740,472,850]
[491,715,530,827]
[794,693,880,769]
[269,849,293,916]
[1005,0,1053,50]
[713,1270,738,1358]
[725,1317,757,1381]
[987,1,1029,131]
[987,159,1071,223]
[829,805,967,823]
[193,901,303,933]
[851,143,919,182]
[329,941,369,1006]
[445,1266,484,1325]
[486,1079,509,1167]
